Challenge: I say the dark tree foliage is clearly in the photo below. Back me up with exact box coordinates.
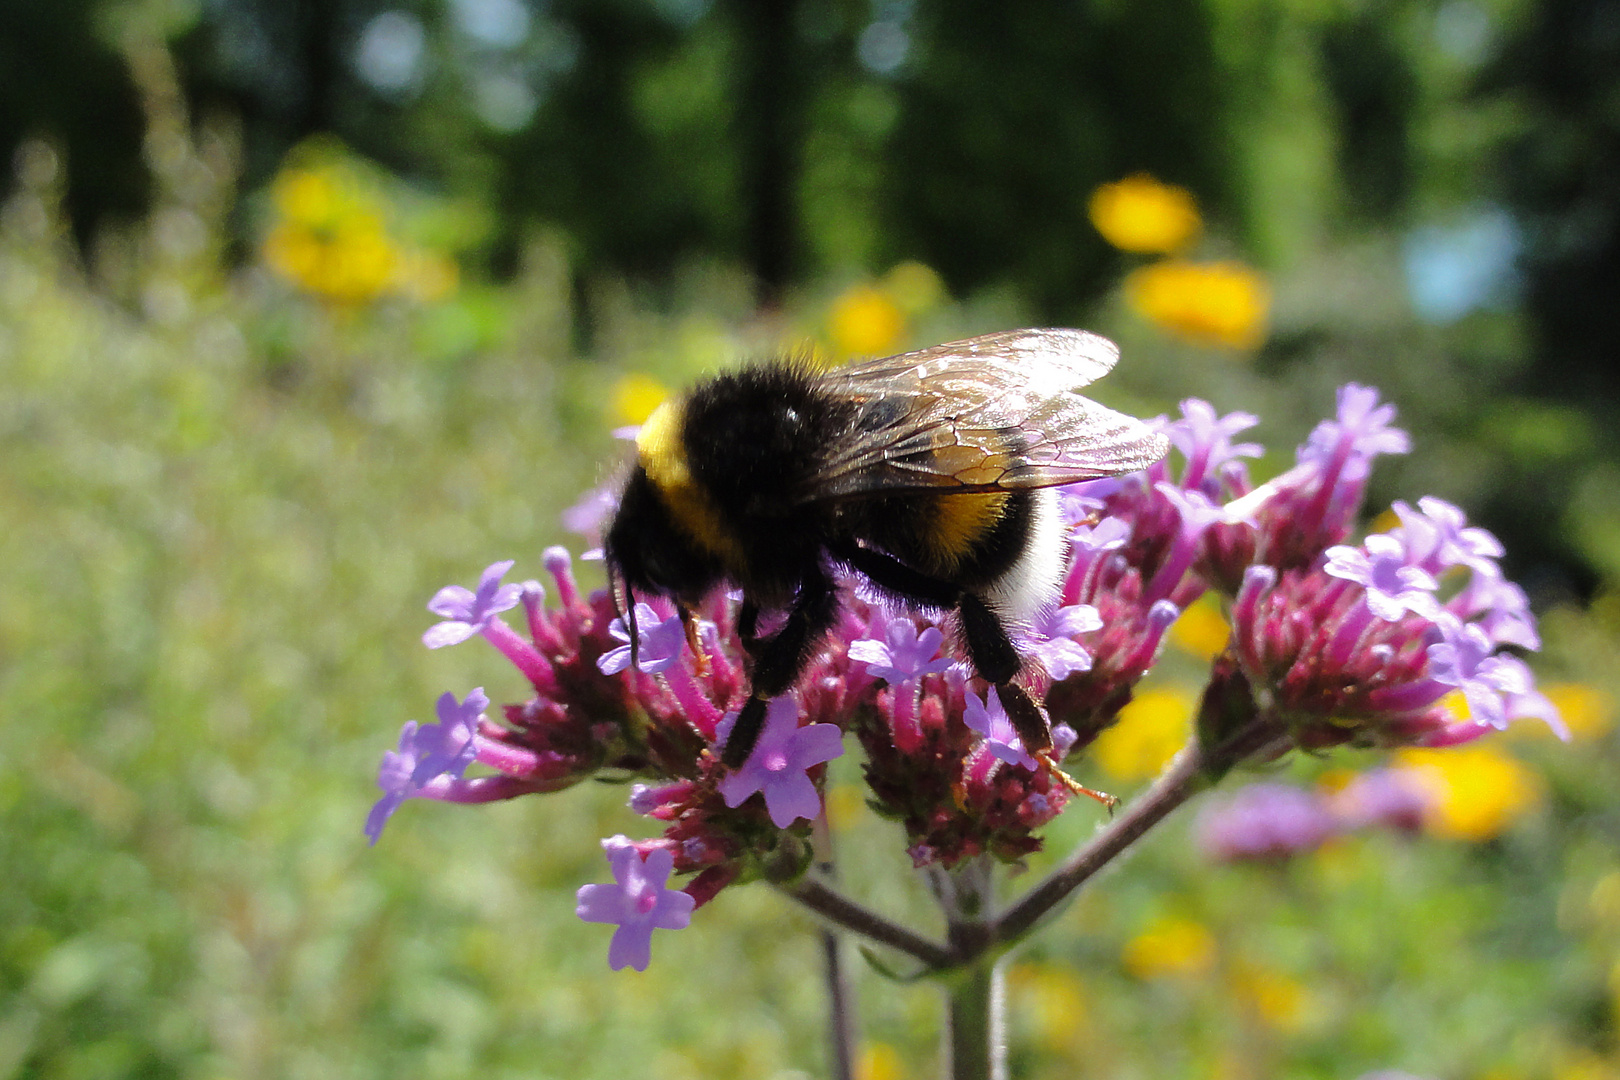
[877,0,1230,318]
[1318,7,1415,221]
[1467,0,1620,599]
[0,0,148,248]
[1488,0,1620,408]
[484,1,724,281]
[173,1,435,194]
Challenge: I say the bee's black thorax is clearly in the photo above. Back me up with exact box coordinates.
[674,362,854,604]
[680,363,852,516]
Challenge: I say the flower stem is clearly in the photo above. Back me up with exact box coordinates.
[993,721,1284,946]
[938,858,1004,1080]
[783,878,954,969]
[813,812,858,1080]
[943,956,1006,1080]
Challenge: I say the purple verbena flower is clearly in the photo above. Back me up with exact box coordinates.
[1230,563,1451,746]
[365,687,487,844]
[1450,565,1541,650]
[1195,782,1339,861]
[423,561,523,648]
[1057,478,1120,526]
[1229,547,1562,748]
[1298,383,1412,478]
[1324,533,1442,622]
[1070,514,1132,554]
[718,695,844,828]
[848,620,954,685]
[1213,385,1411,581]
[598,603,686,675]
[1029,603,1102,681]
[963,686,1037,771]
[1425,616,1534,732]
[1164,398,1262,493]
[1395,496,1504,576]
[1329,768,1433,833]
[576,836,695,971]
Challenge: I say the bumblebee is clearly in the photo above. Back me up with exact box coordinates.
[604,328,1168,774]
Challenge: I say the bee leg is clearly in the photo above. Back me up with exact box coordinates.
[1037,757,1119,813]
[830,544,1118,811]
[956,593,1054,753]
[720,570,841,770]
[737,600,764,659]
[678,603,711,677]
[996,676,1118,813]
[830,540,963,609]
[723,696,771,770]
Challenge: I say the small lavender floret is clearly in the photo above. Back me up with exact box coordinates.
[365,687,487,844]
[562,481,621,557]
[1324,533,1442,622]
[1452,566,1541,649]
[1398,496,1504,574]
[1426,616,1534,731]
[718,696,845,828]
[576,836,695,971]
[1298,383,1412,478]
[1070,515,1131,553]
[1029,603,1102,681]
[1165,398,1262,491]
[963,686,1037,771]
[848,621,954,684]
[598,603,686,675]
[423,561,523,648]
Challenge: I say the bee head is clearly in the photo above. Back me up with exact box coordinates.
[603,466,724,608]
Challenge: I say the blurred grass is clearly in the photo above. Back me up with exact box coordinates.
[2,91,1620,1080]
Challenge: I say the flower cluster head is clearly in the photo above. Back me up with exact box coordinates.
[365,383,1561,969]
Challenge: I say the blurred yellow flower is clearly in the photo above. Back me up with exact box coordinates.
[1394,742,1543,842]
[1122,914,1216,980]
[882,261,947,314]
[1229,962,1316,1033]
[829,285,906,357]
[1169,595,1230,661]
[272,166,350,229]
[1552,1049,1616,1080]
[858,1042,906,1080]
[1126,259,1270,350]
[1090,686,1194,781]
[1088,174,1202,254]
[613,373,671,427]
[824,783,865,831]
[1008,962,1089,1053]
[262,154,459,308]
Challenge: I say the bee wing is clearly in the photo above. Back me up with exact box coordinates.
[805,328,1167,502]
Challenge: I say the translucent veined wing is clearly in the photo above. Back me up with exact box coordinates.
[801,328,1167,503]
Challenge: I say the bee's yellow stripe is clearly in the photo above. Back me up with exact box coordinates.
[925,491,1009,573]
[635,399,747,565]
